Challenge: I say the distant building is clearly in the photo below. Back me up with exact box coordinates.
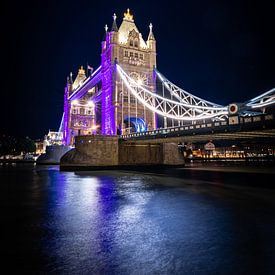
[35,140,45,154]
[35,130,63,154]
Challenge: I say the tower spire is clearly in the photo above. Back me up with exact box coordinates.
[70,72,73,83]
[148,23,155,40]
[111,13,118,31]
[102,24,108,41]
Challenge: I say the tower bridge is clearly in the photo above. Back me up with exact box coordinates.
[61,9,275,146]
[58,9,275,168]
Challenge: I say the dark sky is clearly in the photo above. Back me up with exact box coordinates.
[2,0,275,138]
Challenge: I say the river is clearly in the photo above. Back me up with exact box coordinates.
[1,163,275,274]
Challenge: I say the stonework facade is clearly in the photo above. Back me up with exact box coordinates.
[63,9,157,145]
[64,67,98,145]
[61,135,119,167]
[60,135,185,169]
[101,9,157,135]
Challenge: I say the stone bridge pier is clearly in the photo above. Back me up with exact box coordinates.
[60,135,185,170]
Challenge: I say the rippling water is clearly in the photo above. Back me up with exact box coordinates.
[1,164,275,274]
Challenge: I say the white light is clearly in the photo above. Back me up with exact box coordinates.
[72,100,78,105]
[137,79,143,86]
[87,101,95,107]
[251,100,275,109]
[247,88,275,104]
[116,65,228,121]
[155,70,224,108]
[91,125,98,130]
[118,65,226,110]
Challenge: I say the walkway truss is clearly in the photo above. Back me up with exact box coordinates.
[116,64,275,122]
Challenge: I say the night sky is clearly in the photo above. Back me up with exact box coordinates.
[2,0,275,139]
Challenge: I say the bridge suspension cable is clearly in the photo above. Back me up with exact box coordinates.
[245,88,275,109]
[116,65,228,121]
[155,70,225,108]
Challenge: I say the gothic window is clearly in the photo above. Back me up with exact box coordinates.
[80,108,85,115]
[134,40,138,48]
[130,40,133,47]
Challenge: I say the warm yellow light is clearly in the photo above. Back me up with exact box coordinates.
[72,100,78,105]
[123,8,133,21]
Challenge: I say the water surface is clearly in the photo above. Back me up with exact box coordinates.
[1,164,275,274]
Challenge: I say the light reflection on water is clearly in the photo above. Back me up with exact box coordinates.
[1,164,275,274]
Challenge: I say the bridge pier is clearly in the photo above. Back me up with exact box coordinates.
[60,135,185,170]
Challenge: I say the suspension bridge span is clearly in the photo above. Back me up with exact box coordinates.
[40,8,274,172]
[58,9,275,149]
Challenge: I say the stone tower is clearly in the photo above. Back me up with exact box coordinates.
[101,9,157,135]
[63,67,96,145]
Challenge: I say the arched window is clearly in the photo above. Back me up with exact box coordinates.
[134,40,138,47]
[130,40,133,46]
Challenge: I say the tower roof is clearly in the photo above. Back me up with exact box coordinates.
[72,66,86,90]
[118,9,147,48]
[147,23,155,40]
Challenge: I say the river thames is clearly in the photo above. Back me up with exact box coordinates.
[1,163,275,274]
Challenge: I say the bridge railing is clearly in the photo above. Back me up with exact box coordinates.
[120,114,274,139]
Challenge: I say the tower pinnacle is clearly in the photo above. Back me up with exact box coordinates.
[123,8,134,21]
[148,23,155,40]
[111,13,118,31]
[78,66,86,76]
[102,24,108,41]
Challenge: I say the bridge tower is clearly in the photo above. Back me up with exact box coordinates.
[63,67,96,145]
[101,9,157,135]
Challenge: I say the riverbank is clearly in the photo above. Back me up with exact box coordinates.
[183,161,275,174]
[0,159,35,164]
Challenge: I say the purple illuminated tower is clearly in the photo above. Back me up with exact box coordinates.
[63,67,97,145]
[63,9,157,144]
[101,9,157,135]
[63,75,72,145]
[101,24,117,135]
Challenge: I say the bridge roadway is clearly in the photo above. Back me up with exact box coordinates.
[119,114,275,144]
